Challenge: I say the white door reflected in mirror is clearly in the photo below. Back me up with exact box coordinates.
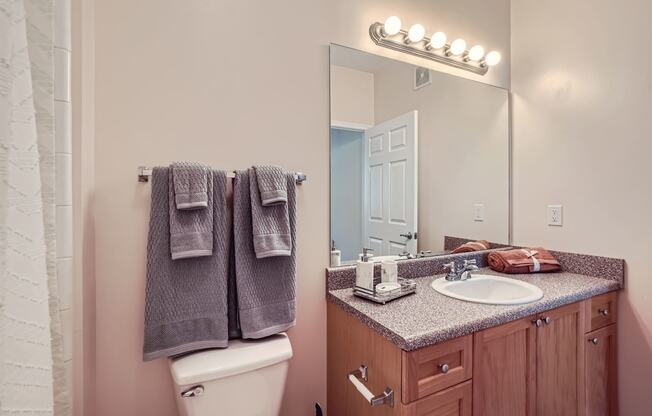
[363,111,418,258]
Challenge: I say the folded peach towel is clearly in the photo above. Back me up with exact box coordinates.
[488,248,561,274]
[452,240,491,254]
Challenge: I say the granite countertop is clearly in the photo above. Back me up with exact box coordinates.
[327,268,621,351]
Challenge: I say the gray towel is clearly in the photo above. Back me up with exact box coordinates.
[171,162,209,209]
[169,167,213,260]
[233,170,296,339]
[143,168,229,361]
[249,168,292,258]
[254,165,288,206]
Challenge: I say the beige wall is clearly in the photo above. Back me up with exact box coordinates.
[90,1,510,415]
[511,1,652,414]
[373,62,509,252]
[330,65,374,126]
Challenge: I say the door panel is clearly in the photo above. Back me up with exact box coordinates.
[363,111,418,256]
[536,303,585,416]
[473,317,537,416]
[369,163,384,220]
[584,324,617,416]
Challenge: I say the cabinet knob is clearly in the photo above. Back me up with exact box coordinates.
[543,316,551,325]
[590,337,599,345]
[532,319,543,327]
[599,308,609,316]
[439,363,450,374]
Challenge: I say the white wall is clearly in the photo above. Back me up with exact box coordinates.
[511,1,652,414]
[374,63,510,251]
[89,1,511,415]
[330,65,374,127]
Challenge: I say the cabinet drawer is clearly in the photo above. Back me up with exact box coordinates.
[586,292,617,332]
[403,380,472,416]
[402,335,473,403]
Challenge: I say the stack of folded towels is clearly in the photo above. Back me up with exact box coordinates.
[451,240,491,254]
[488,247,561,274]
[142,162,296,361]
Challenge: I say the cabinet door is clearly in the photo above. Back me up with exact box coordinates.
[473,317,537,416]
[584,324,617,416]
[536,302,586,416]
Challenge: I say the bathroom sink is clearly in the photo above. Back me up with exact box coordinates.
[431,274,544,305]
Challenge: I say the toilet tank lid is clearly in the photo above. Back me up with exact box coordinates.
[169,333,293,386]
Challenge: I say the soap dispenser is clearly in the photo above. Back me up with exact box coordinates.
[355,248,375,293]
[330,240,341,267]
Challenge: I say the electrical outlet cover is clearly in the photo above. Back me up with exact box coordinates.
[474,204,485,222]
[547,205,563,226]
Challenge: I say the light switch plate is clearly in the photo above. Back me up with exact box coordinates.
[474,204,485,222]
[547,205,563,226]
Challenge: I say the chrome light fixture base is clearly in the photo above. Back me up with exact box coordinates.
[368,22,489,76]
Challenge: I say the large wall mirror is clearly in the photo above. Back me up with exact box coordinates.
[330,44,510,266]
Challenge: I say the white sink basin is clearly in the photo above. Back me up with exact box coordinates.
[431,274,544,305]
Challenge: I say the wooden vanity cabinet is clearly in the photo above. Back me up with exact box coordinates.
[327,293,618,416]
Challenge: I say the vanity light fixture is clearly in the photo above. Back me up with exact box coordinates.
[370,17,502,75]
[406,24,426,44]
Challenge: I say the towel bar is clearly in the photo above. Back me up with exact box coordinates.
[347,365,395,408]
[137,166,306,184]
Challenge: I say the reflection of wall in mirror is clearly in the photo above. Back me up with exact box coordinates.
[373,64,509,252]
[330,65,374,127]
[330,128,364,262]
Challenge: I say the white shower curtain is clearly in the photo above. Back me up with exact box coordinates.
[0,0,68,414]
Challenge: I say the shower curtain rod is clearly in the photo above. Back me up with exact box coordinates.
[137,166,307,184]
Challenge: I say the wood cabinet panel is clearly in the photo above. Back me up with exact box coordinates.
[402,335,473,403]
[536,302,586,416]
[327,302,402,416]
[403,381,472,416]
[472,317,537,416]
[584,324,618,416]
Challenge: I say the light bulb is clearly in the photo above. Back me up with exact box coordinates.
[449,38,466,56]
[383,16,402,36]
[407,24,426,43]
[468,45,485,61]
[485,51,501,66]
[429,32,447,49]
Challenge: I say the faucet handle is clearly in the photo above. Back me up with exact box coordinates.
[443,261,456,274]
[464,259,477,267]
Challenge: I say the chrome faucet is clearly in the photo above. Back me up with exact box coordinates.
[443,259,479,281]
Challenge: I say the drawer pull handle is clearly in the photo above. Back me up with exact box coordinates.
[590,337,599,345]
[543,316,551,325]
[532,319,543,327]
[599,308,609,316]
[439,363,450,374]
[347,365,394,408]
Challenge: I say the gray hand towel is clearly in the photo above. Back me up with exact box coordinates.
[254,165,288,206]
[143,168,229,361]
[172,162,209,209]
[233,170,296,339]
[249,168,292,258]
[169,167,213,260]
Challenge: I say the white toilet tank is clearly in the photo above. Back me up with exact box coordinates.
[169,333,293,416]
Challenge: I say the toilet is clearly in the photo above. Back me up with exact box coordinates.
[169,333,293,416]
